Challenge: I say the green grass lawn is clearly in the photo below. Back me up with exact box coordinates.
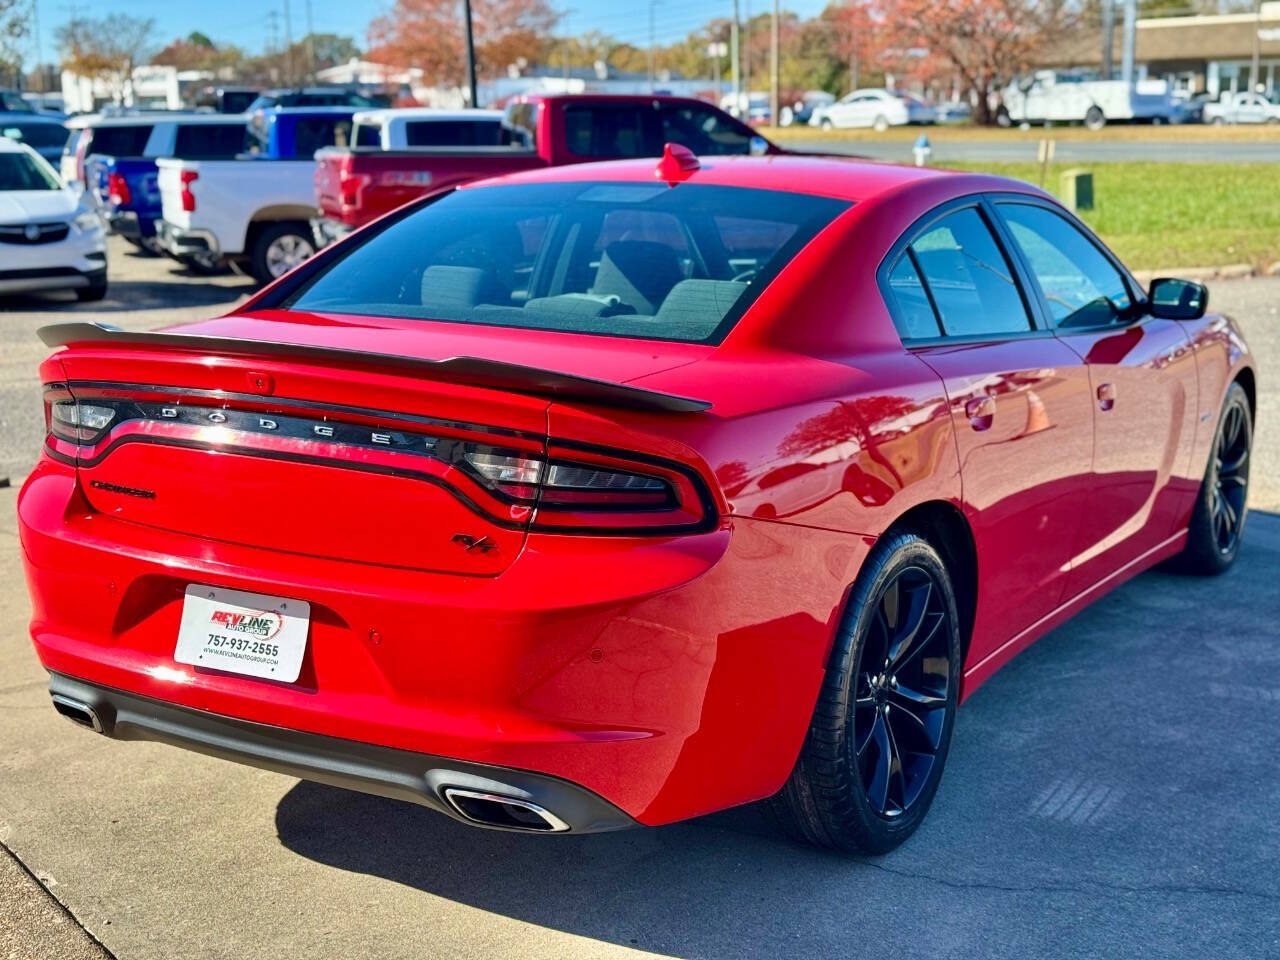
[948,162,1280,270]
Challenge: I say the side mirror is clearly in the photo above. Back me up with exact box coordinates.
[1148,277,1208,320]
[748,134,769,156]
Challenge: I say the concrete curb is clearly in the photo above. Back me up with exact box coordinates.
[1132,263,1259,287]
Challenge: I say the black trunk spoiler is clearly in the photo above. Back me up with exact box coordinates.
[37,322,711,414]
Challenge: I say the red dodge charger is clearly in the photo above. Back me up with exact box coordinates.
[21,146,1256,852]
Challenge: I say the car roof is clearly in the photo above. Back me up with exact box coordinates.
[0,113,64,125]
[352,108,503,123]
[260,106,358,115]
[474,153,967,203]
[0,136,37,153]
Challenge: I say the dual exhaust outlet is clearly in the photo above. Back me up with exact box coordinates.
[50,693,570,833]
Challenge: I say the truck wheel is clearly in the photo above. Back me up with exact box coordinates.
[872,115,890,132]
[1211,115,1226,125]
[1085,106,1106,130]
[252,223,315,285]
[995,107,1012,128]
[177,254,226,276]
[820,117,834,131]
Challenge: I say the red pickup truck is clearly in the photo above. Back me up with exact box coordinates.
[312,93,777,245]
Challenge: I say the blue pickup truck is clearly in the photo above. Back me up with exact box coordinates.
[90,108,353,262]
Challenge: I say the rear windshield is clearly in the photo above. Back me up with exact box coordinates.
[283,181,848,344]
[0,151,61,190]
[88,125,153,157]
[404,119,505,147]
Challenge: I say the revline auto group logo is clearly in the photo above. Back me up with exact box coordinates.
[209,609,284,641]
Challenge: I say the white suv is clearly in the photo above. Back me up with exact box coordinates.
[0,138,107,301]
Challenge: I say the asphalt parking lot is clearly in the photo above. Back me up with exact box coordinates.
[1,238,1277,959]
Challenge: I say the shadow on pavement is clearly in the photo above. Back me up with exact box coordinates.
[276,513,1280,959]
[0,276,255,314]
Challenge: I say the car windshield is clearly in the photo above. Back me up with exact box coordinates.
[283,181,849,343]
[2,122,65,148]
[0,151,61,190]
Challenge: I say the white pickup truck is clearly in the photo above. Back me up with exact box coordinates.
[154,107,354,283]
[350,108,508,149]
[999,71,1177,129]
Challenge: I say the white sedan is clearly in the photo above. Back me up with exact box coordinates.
[809,88,936,132]
[0,138,107,301]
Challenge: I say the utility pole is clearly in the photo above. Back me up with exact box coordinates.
[304,0,315,81]
[1100,0,1114,81]
[1120,0,1136,87]
[742,0,751,107]
[769,0,778,129]
[730,0,740,115]
[647,0,657,93]
[463,0,478,107]
[1251,0,1263,92]
[282,0,294,85]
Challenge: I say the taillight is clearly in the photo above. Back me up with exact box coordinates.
[460,444,711,534]
[179,169,198,212]
[107,171,131,206]
[48,397,117,444]
[339,171,371,207]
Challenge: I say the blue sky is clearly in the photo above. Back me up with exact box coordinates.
[32,0,830,66]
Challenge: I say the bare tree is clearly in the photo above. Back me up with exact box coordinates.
[0,0,30,83]
[56,13,156,105]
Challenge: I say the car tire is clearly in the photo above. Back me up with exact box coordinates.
[1174,382,1252,576]
[995,107,1012,128]
[251,222,316,285]
[1212,116,1226,126]
[177,254,226,276]
[1085,106,1106,130]
[75,279,108,302]
[769,531,961,854]
[872,115,890,132]
[820,117,834,131]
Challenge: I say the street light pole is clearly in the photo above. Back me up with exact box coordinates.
[463,0,478,108]
[730,0,740,115]
[1100,0,1114,81]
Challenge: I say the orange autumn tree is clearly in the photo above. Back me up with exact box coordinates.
[366,0,559,87]
[881,0,1078,123]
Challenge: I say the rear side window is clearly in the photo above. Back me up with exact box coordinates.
[659,105,751,155]
[290,117,352,157]
[886,256,941,339]
[906,207,1030,338]
[997,202,1132,329]
[281,181,849,344]
[504,103,537,149]
[173,123,247,159]
[564,106,652,157]
[354,123,381,147]
[405,119,504,147]
[88,125,153,157]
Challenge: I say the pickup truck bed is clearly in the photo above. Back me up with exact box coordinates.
[86,154,162,247]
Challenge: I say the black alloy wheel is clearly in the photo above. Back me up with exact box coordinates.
[1209,398,1250,555]
[1176,382,1252,575]
[770,532,961,854]
[852,565,952,818]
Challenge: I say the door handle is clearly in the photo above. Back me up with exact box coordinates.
[1097,382,1117,412]
[965,395,995,431]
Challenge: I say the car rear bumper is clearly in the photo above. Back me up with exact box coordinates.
[47,671,636,833]
[19,461,853,825]
[105,210,155,240]
[155,219,220,260]
[0,265,105,295]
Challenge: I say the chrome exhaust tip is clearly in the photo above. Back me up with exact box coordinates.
[441,787,571,833]
[51,693,103,733]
